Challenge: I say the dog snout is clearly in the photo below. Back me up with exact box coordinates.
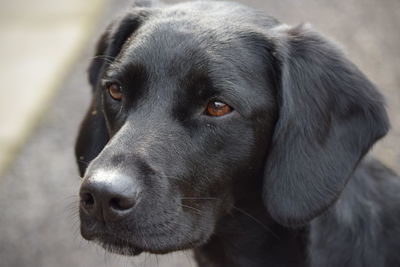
[79,171,140,222]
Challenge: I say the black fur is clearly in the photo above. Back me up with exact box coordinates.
[75,1,400,266]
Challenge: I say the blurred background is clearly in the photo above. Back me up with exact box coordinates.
[0,0,399,266]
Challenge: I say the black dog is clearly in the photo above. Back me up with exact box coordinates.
[75,1,400,266]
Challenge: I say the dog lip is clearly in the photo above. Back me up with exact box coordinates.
[80,224,98,241]
[80,222,203,255]
[97,236,144,256]
[80,221,147,256]
[83,229,144,256]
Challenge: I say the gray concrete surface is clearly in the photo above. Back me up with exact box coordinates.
[0,0,106,176]
[0,0,399,267]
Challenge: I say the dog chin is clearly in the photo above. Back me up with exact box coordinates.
[96,239,144,256]
[80,218,212,256]
[88,230,203,256]
[95,238,199,256]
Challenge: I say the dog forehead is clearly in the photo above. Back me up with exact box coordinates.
[116,17,273,82]
[118,20,223,74]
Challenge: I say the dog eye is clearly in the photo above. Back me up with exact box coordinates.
[107,83,123,101]
[205,100,232,117]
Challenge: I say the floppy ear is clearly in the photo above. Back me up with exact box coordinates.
[75,11,147,176]
[263,24,389,227]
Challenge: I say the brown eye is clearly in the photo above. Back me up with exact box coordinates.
[107,83,123,101]
[205,100,232,117]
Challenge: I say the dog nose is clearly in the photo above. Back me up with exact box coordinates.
[79,171,139,222]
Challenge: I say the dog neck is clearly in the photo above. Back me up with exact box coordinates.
[193,184,308,267]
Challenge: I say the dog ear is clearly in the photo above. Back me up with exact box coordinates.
[262,24,389,227]
[88,12,145,88]
[75,97,109,177]
[75,12,147,176]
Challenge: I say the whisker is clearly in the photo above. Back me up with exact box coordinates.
[179,197,220,201]
[232,206,279,239]
[143,252,149,267]
[92,55,116,60]
[162,175,193,185]
[91,55,116,65]
[182,250,195,267]
[179,204,207,216]
[78,159,90,166]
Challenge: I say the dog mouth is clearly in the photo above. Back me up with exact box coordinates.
[80,222,143,256]
[79,198,216,255]
[93,233,144,256]
[80,219,206,256]
[84,229,203,256]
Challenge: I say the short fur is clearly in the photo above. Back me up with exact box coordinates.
[75,1,400,266]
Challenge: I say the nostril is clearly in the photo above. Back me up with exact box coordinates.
[110,196,135,211]
[80,171,141,221]
[81,192,95,210]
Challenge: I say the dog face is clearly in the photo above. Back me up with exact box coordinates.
[75,1,388,256]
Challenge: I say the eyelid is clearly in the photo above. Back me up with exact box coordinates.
[100,79,109,88]
[208,98,235,109]
[101,79,122,88]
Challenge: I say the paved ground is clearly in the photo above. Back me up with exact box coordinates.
[0,0,399,267]
[0,0,105,175]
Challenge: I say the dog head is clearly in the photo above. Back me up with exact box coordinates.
[75,1,388,255]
